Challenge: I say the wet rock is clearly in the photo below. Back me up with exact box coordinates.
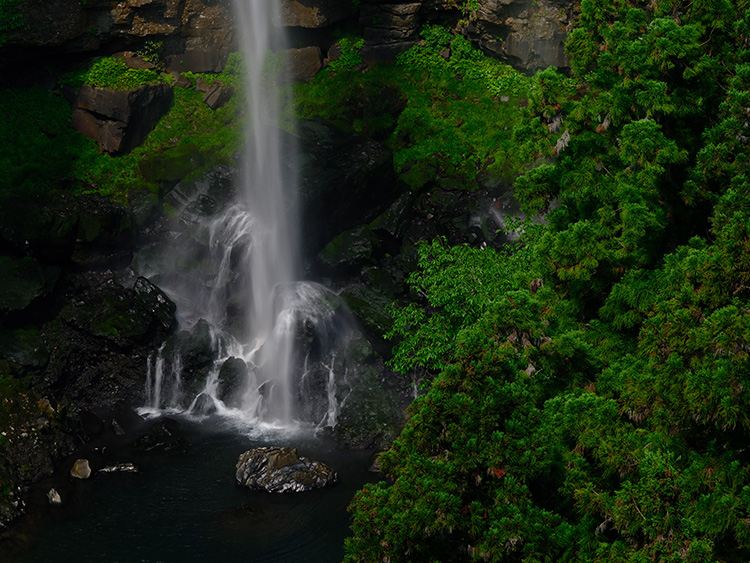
[133,276,177,333]
[217,357,248,406]
[73,83,174,154]
[235,447,338,493]
[339,284,394,337]
[47,488,62,505]
[370,191,415,243]
[162,319,215,393]
[70,459,92,480]
[317,225,379,274]
[164,165,236,214]
[295,118,399,257]
[192,392,218,416]
[99,463,138,473]
[60,279,156,349]
[72,194,136,268]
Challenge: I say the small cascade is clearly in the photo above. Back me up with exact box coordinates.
[143,344,184,415]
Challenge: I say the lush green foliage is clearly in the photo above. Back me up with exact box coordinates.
[345,1,750,561]
[0,0,24,45]
[292,26,531,190]
[61,56,170,91]
[328,33,365,72]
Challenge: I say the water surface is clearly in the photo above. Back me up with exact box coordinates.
[0,419,376,563]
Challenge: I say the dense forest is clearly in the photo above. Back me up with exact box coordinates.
[338,0,750,561]
[1,0,750,560]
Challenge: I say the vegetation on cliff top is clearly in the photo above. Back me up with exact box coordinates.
[344,0,750,561]
[293,24,532,191]
[0,55,242,206]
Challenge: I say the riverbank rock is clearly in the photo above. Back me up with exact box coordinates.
[235,447,338,493]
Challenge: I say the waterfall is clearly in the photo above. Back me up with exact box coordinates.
[231,0,298,424]
[138,1,355,432]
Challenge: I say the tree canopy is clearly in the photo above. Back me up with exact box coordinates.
[345,1,750,561]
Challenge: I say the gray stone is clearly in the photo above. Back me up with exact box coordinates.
[47,488,62,505]
[235,447,338,493]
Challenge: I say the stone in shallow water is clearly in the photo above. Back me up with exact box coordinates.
[47,488,62,505]
[70,459,92,480]
[235,447,338,493]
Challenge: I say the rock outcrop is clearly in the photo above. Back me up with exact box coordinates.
[235,447,338,492]
[359,0,577,72]
[0,0,235,74]
[359,2,422,62]
[73,82,174,154]
[278,0,354,28]
[466,0,577,72]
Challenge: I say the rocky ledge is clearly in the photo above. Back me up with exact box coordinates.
[235,447,338,493]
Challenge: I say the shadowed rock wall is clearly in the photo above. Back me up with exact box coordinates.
[1,0,576,80]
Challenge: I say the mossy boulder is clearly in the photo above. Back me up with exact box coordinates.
[317,225,380,274]
[0,256,59,313]
[339,283,394,337]
[139,142,206,184]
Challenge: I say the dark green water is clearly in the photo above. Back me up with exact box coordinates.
[0,419,377,563]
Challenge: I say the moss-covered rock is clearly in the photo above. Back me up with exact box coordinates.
[318,225,380,274]
[339,283,394,338]
[0,256,58,313]
[139,142,206,184]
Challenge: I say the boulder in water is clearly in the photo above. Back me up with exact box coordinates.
[235,447,338,493]
[217,357,248,406]
[47,488,62,505]
[70,459,92,480]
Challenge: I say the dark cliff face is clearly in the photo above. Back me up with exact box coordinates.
[0,0,578,80]
[356,0,578,72]
[0,0,235,76]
